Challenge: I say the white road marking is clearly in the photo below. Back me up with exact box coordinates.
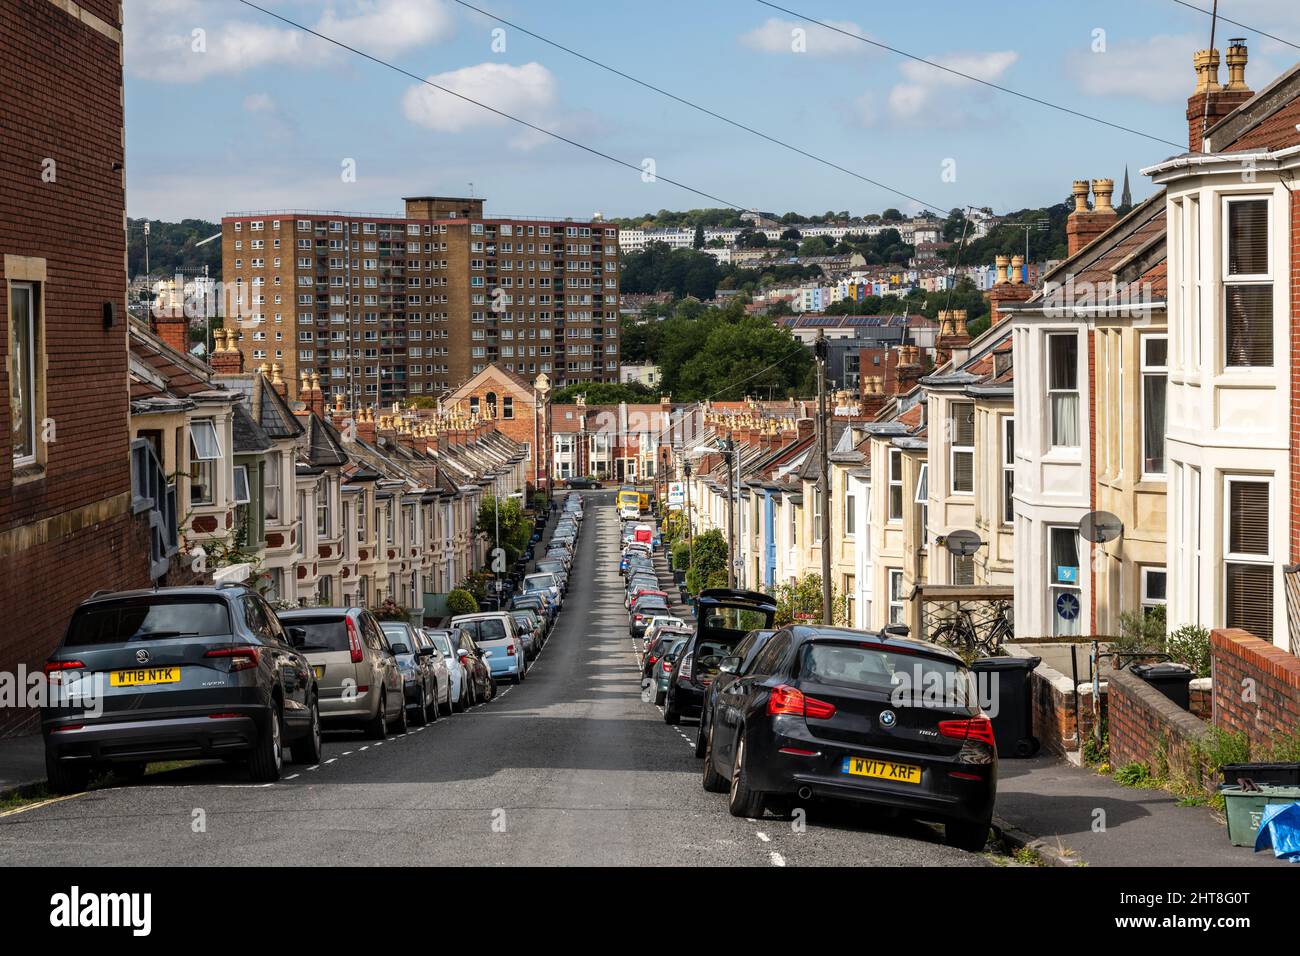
[284,774,300,780]
[769,852,786,867]
[756,831,770,843]
[325,758,338,764]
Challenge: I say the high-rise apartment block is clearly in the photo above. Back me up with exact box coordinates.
[221,196,621,405]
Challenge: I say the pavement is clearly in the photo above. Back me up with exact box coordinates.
[0,733,45,797]
[0,491,983,867]
[994,755,1290,867]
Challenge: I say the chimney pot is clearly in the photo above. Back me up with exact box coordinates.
[1092,178,1115,212]
[1225,39,1249,91]
[1071,179,1091,213]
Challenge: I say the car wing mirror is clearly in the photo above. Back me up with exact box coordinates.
[389,643,410,656]
[718,656,741,674]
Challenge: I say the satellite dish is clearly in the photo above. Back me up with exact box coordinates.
[1079,510,1123,544]
[943,529,983,556]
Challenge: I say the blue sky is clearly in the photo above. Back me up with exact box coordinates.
[123,0,1300,222]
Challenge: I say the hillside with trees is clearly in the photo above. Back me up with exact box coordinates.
[127,217,222,279]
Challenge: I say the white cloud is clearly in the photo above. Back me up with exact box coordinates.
[740,17,872,57]
[1068,32,1285,103]
[1067,34,1202,103]
[242,92,276,113]
[125,0,453,82]
[401,62,558,137]
[867,50,1019,124]
[315,0,455,58]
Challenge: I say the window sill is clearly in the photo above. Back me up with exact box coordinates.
[12,461,45,487]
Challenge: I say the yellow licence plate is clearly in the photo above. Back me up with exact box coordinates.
[313,665,325,679]
[109,667,180,687]
[842,756,922,784]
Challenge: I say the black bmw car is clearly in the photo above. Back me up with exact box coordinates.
[700,625,997,852]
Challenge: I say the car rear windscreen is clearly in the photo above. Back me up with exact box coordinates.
[427,632,454,656]
[283,616,351,651]
[476,619,508,642]
[797,643,977,707]
[65,598,232,646]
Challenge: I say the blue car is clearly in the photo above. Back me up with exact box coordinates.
[449,613,526,684]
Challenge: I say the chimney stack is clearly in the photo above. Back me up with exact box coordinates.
[1187,41,1252,151]
[935,309,971,367]
[1064,179,1118,257]
[860,375,887,418]
[896,344,923,392]
[209,327,244,375]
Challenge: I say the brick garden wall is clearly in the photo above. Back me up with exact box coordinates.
[1108,668,1208,773]
[1211,628,1300,750]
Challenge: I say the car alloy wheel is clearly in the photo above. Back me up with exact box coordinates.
[727,734,765,818]
[702,723,727,793]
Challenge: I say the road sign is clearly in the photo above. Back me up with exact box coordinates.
[668,481,685,506]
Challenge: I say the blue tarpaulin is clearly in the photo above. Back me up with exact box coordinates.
[1254,802,1300,861]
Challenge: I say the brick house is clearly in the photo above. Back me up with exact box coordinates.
[0,2,153,734]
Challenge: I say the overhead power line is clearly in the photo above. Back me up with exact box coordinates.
[238,0,753,217]
[450,0,948,214]
[1167,0,1300,51]
[754,0,1187,150]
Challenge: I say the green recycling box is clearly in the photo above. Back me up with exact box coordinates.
[1221,785,1300,847]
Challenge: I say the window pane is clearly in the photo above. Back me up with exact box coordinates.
[1228,481,1269,555]
[1226,563,1272,639]
[952,403,974,446]
[1142,373,1166,474]
[953,451,973,493]
[10,285,34,460]
[190,419,222,460]
[1224,285,1273,367]
[1049,335,1077,389]
[1227,199,1268,275]
[1050,528,1079,585]
[1050,393,1080,447]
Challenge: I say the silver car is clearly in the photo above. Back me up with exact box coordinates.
[423,629,465,714]
[278,607,406,739]
[380,621,451,725]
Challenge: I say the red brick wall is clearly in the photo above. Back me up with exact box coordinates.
[1212,628,1300,749]
[1109,668,1208,772]
[0,2,148,734]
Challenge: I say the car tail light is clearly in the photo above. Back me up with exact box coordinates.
[50,724,83,732]
[647,656,659,666]
[778,747,818,756]
[507,644,516,656]
[767,684,836,719]
[662,662,674,674]
[208,712,243,720]
[938,715,996,748]
[204,646,260,672]
[43,660,86,684]
[346,616,364,663]
[680,654,693,681]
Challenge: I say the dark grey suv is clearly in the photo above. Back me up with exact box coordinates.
[42,585,322,793]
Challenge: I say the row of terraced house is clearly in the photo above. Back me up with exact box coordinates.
[681,43,1300,761]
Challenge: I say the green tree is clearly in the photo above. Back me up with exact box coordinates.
[693,223,705,249]
[685,529,728,594]
[475,496,532,566]
[550,381,659,404]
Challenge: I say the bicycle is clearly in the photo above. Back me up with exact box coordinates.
[927,601,1013,656]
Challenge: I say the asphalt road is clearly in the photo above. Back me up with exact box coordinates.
[0,492,984,867]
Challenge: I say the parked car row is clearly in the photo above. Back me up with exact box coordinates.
[39,495,586,795]
[636,585,999,852]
